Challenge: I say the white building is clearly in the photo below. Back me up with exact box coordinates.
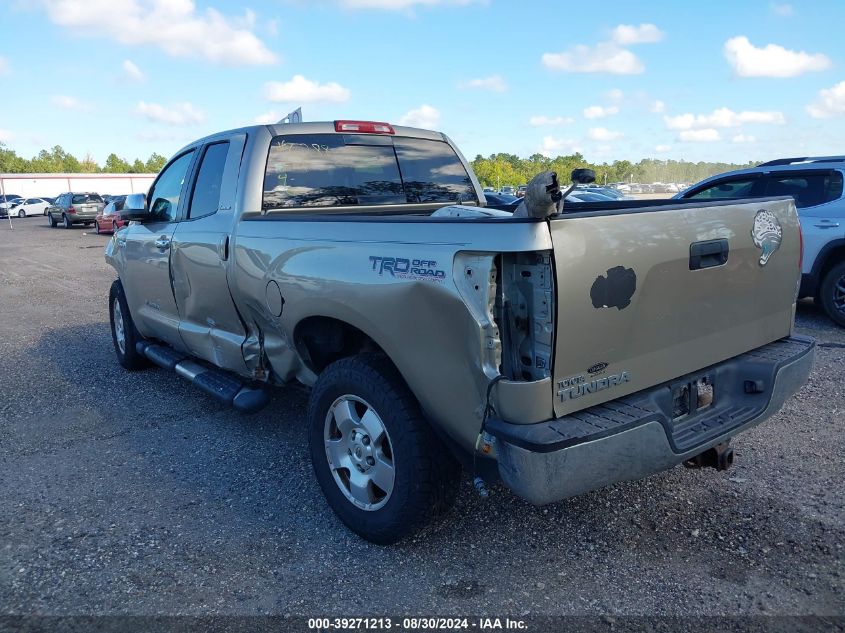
[0,173,156,199]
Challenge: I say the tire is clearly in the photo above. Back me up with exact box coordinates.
[18,209,25,219]
[47,213,57,228]
[308,354,460,544]
[819,260,845,328]
[112,221,118,234]
[109,280,149,370]
[63,214,73,229]
[94,220,101,235]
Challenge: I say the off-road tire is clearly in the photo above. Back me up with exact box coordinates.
[109,280,149,370]
[308,354,460,544]
[819,260,845,328]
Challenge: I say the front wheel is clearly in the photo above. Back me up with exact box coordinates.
[18,209,25,218]
[819,261,845,327]
[308,354,460,544]
[109,280,149,370]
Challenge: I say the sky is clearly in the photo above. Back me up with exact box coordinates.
[1,0,844,166]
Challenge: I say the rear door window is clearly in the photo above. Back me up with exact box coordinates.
[262,133,476,210]
[687,177,762,200]
[764,171,844,208]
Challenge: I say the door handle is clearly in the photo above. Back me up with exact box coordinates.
[154,236,171,250]
[690,238,729,270]
[813,220,840,228]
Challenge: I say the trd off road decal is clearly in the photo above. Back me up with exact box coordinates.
[369,256,446,282]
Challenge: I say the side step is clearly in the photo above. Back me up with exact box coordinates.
[136,342,270,413]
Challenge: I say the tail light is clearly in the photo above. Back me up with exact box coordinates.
[67,206,76,214]
[334,120,395,134]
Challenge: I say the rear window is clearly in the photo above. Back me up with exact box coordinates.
[262,134,476,210]
[71,193,104,204]
[765,171,844,208]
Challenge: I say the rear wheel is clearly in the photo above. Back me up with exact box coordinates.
[308,354,460,544]
[819,261,845,328]
[47,213,57,228]
[63,214,73,229]
[109,280,149,370]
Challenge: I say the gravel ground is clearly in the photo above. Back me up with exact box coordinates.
[0,218,843,618]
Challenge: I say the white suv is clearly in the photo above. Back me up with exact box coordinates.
[677,156,845,326]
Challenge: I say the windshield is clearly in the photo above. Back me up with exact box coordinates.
[263,134,477,210]
[71,193,104,204]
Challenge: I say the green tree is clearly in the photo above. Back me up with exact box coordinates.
[144,153,166,173]
[104,153,130,173]
[79,152,99,173]
[130,158,145,173]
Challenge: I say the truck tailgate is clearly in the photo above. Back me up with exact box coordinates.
[549,197,800,417]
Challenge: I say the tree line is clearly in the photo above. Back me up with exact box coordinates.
[471,153,759,188]
[0,143,167,174]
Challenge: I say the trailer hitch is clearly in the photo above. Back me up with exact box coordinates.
[683,441,734,471]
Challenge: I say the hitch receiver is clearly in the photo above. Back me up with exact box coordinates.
[683,441,734,471]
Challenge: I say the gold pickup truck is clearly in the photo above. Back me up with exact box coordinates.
[105,120,814,544]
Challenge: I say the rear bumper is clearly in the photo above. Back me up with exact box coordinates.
[487,336,815,505]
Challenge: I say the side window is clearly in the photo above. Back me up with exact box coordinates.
[765,171,844,208]
[147,151,194,222]
[688,178,759,200]
[188,142,230,219]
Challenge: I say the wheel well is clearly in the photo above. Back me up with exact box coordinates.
[818,244,845,288]
[294,316,384,374]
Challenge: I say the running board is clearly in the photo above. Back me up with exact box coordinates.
[136,342,270,413]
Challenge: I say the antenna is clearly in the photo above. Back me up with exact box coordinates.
[277,107,302,125]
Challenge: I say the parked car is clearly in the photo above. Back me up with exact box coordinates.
[483,192,519,206]
[46,192,106,228]
[104,120,812,543]
[94,195,129,234]
[517,185,527,198]
[0,194,22,217]
[580,186,628,200]
[500,185,515,196]
[676,155,845,326]
[10,197,51,218]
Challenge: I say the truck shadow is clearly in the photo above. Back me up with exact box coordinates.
[18,322,841,606]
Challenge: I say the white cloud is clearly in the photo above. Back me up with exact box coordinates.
[122,59,145,82]
[0,56,8,75]
[770,2,793,16]
[51,95,91,111]
[583,105,619,119]
[806,81,845,119]
[528,115,574,127]
[339,0,481,8]
[724,36,831,78]
[540,136,581,157]
[42,0,276,66]
[679,129,721,142]
[264,75,350,103]
[664,107,785,130]
[135,101,206,125]
[654,144,672,153]
[605,88,624,102]
[398,104,440,129]
[650,100,665,113]
[611,23,664,45]
[542,43,644,75]
[732,134,756,143]
[588,127,624,141]
[460,75,507,92]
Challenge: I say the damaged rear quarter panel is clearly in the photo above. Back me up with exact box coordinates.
[229,217,552,451]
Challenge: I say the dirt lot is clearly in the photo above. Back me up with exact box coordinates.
[0,217,843,618]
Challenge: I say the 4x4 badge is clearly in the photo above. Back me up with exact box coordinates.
[751,209,783,267]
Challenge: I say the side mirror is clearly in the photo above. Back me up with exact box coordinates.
[571,168,596,185]
[123,193,149,221]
